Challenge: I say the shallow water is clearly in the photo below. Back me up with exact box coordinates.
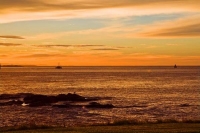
[0,66,199,127]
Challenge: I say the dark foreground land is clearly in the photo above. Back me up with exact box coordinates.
[1,123,200,133]
[1,93,200,132]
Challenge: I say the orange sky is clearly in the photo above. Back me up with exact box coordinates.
[0,0,200,66]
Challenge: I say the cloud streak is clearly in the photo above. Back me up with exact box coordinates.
[91,48,119,51]
[1,0,199,12]
[0,0,200,23]
[34,44,104,48]
[0,35,24,39]
[76,44,104,47]
[0,54,8,57]
[142,22,200,37]
[35,44,71,48]
[0,42,22,46]
[18,54,63,58]
[137,16,200,38]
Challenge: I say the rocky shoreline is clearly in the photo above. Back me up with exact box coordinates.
[0,93,114,108]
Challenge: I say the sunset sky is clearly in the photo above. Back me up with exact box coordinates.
[0,0,200,66]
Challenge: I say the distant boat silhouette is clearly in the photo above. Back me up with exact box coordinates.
[55,63,62,69]
[0,64,1,69]
[174,64,177,68]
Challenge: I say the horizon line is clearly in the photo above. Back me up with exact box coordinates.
[1,65,199,67]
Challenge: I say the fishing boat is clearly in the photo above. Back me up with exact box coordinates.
[55,63,62,69]
[174,64,177,68]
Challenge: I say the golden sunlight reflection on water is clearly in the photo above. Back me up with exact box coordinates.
[0,66,199,127]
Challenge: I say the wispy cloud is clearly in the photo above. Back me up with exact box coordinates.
[0,0,199,23]
[35,44,71,48]
[18,54,63,58]
[76,44,104,47]
[0,35,24,39]
[0,42,22,46]
[34,44,104,48]
[91,48,119,51]
[1,0,199,12]
[0,54,8,57]
[116,46,132,49]
[137,16,200,38]
[142,23,200,37]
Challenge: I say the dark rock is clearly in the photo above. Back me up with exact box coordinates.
[0,93,34,100]
[0,94,19,100]
[24,94,58,107]
[86,102,114,108]
[52,103,83,108]
[56,93,86,101]
[1,93,112,108]
[11,100,23,105]
[28,102,50,107]
[0,100,23,106]
[52,103,71,108]
[23,93,87,107]
[180,103,190,107]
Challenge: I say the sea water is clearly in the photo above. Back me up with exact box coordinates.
[0,66,199,127]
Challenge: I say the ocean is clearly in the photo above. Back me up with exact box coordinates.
[0,66,199,127]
